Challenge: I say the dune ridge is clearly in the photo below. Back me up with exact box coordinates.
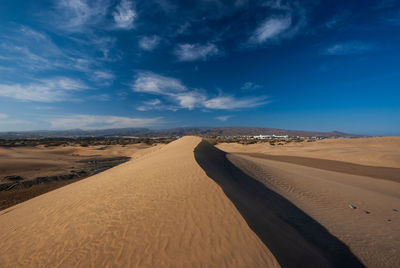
[0,137,279,267]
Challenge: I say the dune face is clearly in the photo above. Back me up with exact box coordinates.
[0,137,279,267]
[194,141,363,268]
[0,144,155,210]
[216,142,400,267]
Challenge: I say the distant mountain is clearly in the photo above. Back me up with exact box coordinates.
[0,127,364,139]
[155,127,363,138]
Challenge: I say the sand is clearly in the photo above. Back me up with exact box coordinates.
[0,143,154,180]
[0,137,279,267]
[217,137,400,168]
[1,136,398,267]
[215,138,400,267]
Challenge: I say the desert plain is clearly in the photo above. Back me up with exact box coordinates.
[0,136,399,267]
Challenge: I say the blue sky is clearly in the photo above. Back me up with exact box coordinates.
[0,0,399,135]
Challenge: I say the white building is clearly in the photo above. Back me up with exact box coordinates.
[253,135,271,139]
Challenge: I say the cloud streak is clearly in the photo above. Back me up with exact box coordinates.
[133,72,268,111]
[54,0,110,32]
[324,41,374,55]
[0,78,88,102]
[249,16,292,44]
[215,115,233,122]
[174,43,220,61]
[49,114,163,130]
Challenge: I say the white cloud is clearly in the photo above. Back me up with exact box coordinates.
[145,99,161,106]
[175,91,206,110]
[136,99,179,112]
[113,0,137,29]
[49,114,162,130]
[241,82,262,90]
[91,70,115,86]
[204,96,267,109]
[324,42,374,55]
[0,26,115,87]
[133,72,187,94]
[132,72,268,111]
[174,43,220,61]
[0,113,8,119]
[139,35,161,51]
[249,16,292,44]
[215,115,233,122]
[55,0,110,32]
[0,27,63,71]
[137,99,160,111]
[93,70,115,81]
[0,78,88,102]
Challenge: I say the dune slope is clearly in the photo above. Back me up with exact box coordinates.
[194,140,363,268]
[225,153,400,267]
[0,137,279,268]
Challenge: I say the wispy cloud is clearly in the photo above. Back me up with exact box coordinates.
[174,43,220,61]
[54,0,110,32]
[136,99,179,112]
[0,78,88,102]
[91,70,115,85]
[241,82,262,90]
[49,114,162,130]
[324,10,352,29]
[324,41,374,55]
[0,26,115,89]
[0,113,8,119]
[139,35,161,51]
[113,0,137,30]
[0,26,64,71]
[132,72,268,110]
[215,115,233,122]
[204,96,267,109]
[137,99,161,111]
[133,72,187,95]
[246,1,306,47]
[249,16,292,44]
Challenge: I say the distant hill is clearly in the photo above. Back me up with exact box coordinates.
[155,127,362,138]
[0,127,363,139]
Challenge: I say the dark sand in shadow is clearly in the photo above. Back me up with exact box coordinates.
[194,140,364,268]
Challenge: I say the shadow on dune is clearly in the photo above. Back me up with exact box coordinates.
[194,140,364,268]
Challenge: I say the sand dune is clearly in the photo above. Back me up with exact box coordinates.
[218,149,400,267]
[1,136,397,267]
[0,137,279,267]
[195,141,363,268]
